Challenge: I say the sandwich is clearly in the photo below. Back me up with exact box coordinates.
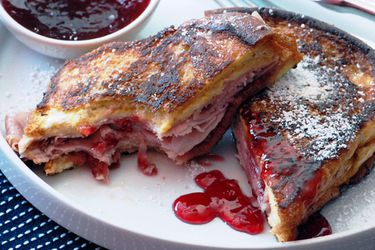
[231,8,375,241]
[5,11,302,181]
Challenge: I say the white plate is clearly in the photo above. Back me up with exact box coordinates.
[1,1,375,249]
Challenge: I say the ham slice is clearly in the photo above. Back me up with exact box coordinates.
[5,112,29,151]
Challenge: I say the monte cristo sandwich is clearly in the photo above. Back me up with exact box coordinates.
[5,11,301,181]
[231,8,375,242]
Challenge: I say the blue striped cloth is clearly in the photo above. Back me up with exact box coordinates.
[0,170,102,250]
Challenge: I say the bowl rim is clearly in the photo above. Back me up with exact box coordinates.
[0,0,159,46]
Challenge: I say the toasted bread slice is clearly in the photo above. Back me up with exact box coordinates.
[5,11,301,179]
[230,8,375,242]
[22,12,276,140]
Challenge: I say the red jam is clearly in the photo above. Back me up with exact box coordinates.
[244,111,322,207]
[137,143,158,176]
[86,155,110,183]
[78,124,97,137]
[137,149,158,176]
[2,0,151,40]
[297,212,332,240]
[173,170,264,234]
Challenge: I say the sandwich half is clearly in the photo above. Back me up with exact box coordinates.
[5,11,301,180]
[231,8,375,241]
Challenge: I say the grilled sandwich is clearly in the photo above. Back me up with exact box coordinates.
[230,8,375,241]
[5,12,301,180]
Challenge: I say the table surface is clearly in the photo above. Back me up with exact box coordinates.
[0,0,374,249]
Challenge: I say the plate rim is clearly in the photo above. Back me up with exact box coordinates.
[1,123,375,249]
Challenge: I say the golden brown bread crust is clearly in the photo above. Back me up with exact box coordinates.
[25,12,276,138]
[228,7,375,242]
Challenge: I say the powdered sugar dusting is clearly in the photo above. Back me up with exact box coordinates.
[323,167,375,232]
[279,105,355,161]
[269,59,333,104]
[264,56,366,162]
[0,63,59,133]
[12,65,58,113]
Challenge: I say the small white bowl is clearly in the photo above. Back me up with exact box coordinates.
[0,0,159,59]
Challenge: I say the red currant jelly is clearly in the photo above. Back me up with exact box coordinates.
[2,0,151,40]
[173,170,264,234]
[297,212,332,240]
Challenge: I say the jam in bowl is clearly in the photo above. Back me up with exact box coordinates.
[0,0,159,58]
[2,0,151,41]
